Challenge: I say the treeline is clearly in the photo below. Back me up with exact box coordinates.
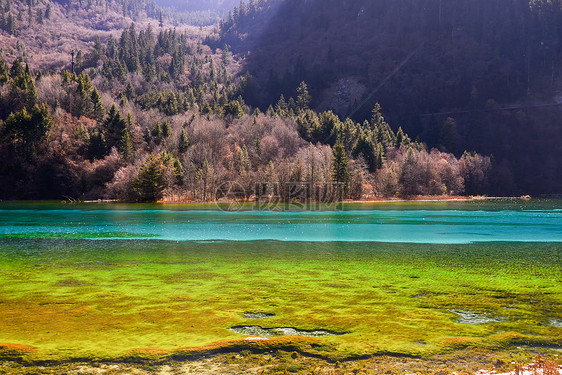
[215,0,562,194]
[0,36,494,202]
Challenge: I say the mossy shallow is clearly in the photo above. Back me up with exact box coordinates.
[0,238,560,362]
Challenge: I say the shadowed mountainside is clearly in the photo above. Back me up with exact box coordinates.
[218,0,562,194]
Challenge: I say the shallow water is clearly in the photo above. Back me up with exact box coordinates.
[0,200,560,359]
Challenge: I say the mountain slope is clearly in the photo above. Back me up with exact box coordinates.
[0,0,161,71]
[154,0,239,12]
[218,0,562,194]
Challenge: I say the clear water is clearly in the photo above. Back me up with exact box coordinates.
[0,200,560,244]
[0,200,560,359]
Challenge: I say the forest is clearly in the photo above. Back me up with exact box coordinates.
[218,0,562,195]
[0,0,548,201]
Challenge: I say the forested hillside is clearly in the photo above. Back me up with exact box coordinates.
[154,0,239,12]
[153,0,240,26]
[0,0,495,201]
[218,0,562,195]
[0,0,164,71]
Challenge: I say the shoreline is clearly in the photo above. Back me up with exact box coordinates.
[1,195,551,205]
[133,195,532,205]
[1,347,560,375]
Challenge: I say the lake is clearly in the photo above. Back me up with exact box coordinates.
[0,200,560,360]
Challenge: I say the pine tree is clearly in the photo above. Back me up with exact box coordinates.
[119,128,134,161]
[3,104,52,156]
[332,141,350,195]
[151,122,162,144]
[10,58,24,79]
[296,81,311,111]
[127,113,134,128]
[275,94,288,116]
[103,104,127,149]
[5,13,16,36]
[0,57,8,83]
[178,129,189,153]
[395,127,409,147]
[224,100,244,119]
[93,37,104,63]
[25,76,38,109]
[88,130,107,160]
[123,82,135,100]
[91,88,105,123]
[371,103,385,130]
[161,120,172,138]
[133,154,166,202]
[172,157,184,185]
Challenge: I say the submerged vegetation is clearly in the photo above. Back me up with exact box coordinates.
[0,238,560,362]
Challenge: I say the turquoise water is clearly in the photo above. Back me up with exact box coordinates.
[0,200,560,244]
[0,200,560,359]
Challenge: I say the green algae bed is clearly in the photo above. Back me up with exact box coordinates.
[0,238,560,365]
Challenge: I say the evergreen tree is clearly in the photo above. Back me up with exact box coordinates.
[275,94,288,116]
[395,126,410,147]
[103,104,127,149]
[151,122,162,144]
[6,12,16,35]
[25,76,38,110]
[93,37,104,63]
[161,120,172,138]
[178,129,189,153]
[88,130,107,160]
[133,153,166,202]
[3,104,52,156]
[296,81,311,112]
[332,141,350,195]
[224,100,244,119]
[0,57,8,83]
[91,88,105,123]
[352,133,380,172]
[123,82,136,100]
[173,158,184,185]
[119,128,134,161]
[106,35,116,59]
[10,58,24,79]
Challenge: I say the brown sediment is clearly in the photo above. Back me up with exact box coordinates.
[440,337,480,349]
[1,348,560,375]
[128,336,329,360]
[0,343,37,358]
[158,195,492,204]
